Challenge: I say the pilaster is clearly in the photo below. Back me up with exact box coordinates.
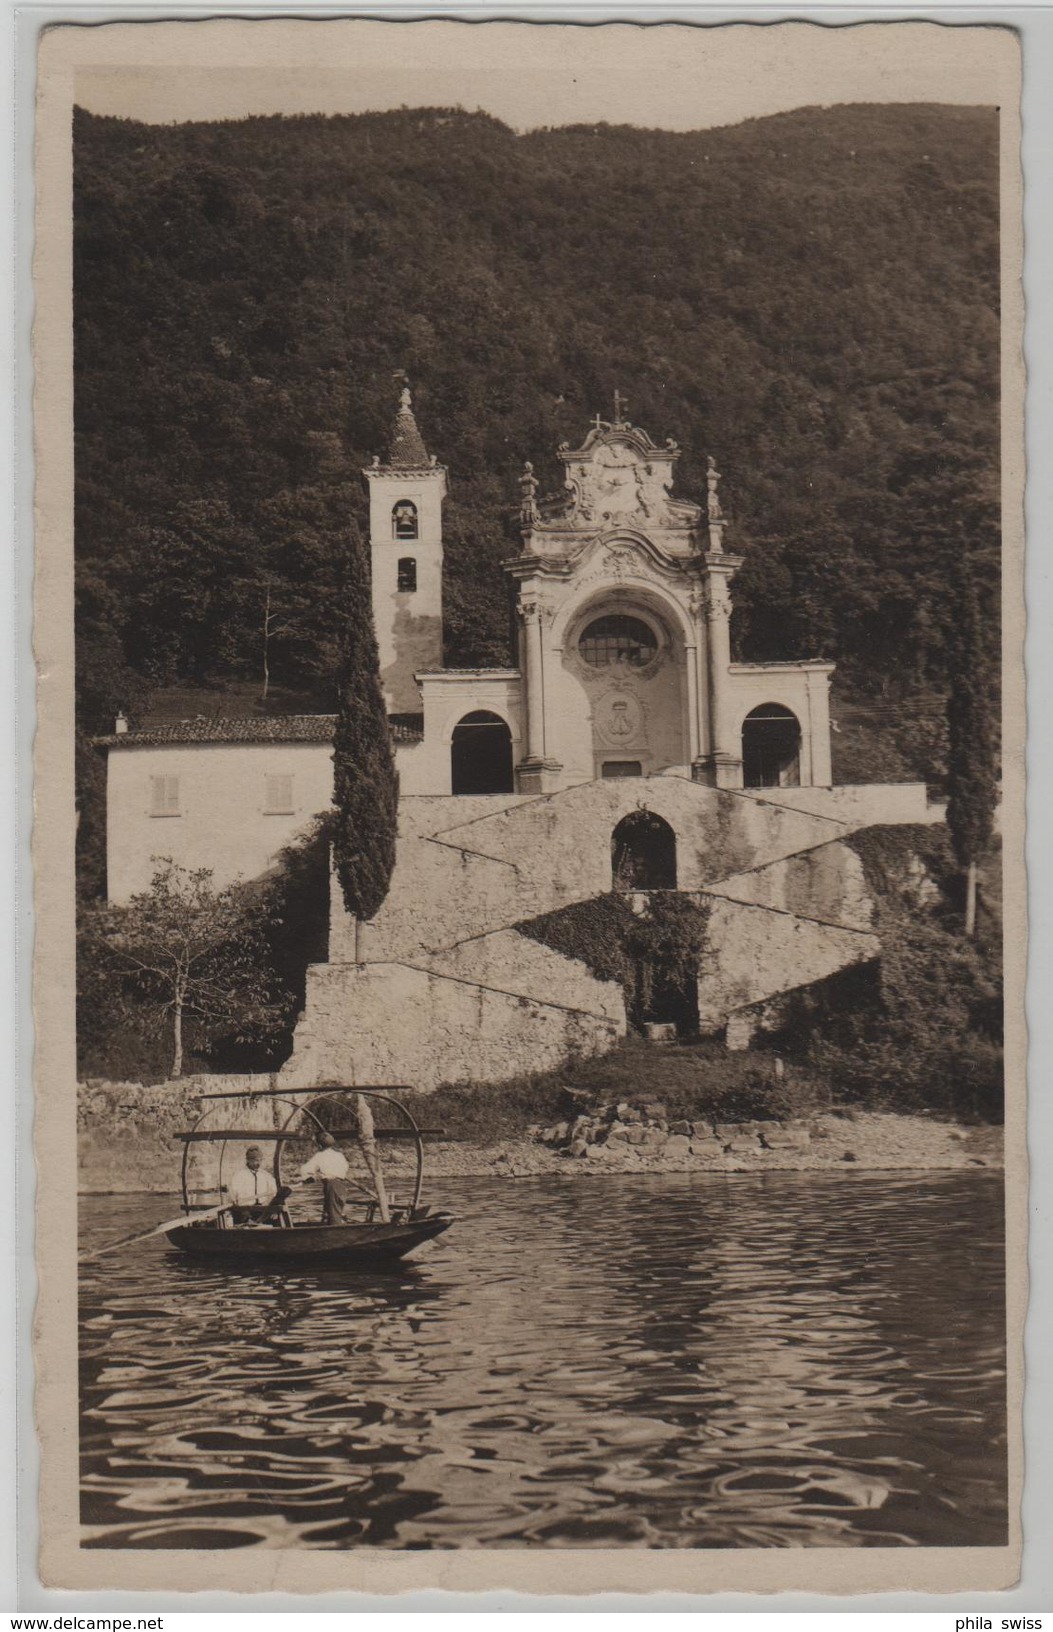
[703,556,744,788]
[516,594,562,792]
[805,666,834,787]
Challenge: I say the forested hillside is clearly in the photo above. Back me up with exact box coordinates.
[74,102,1000,772]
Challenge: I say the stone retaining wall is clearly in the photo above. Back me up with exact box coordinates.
[280,961,625,1091]
[78,1073,278,1193]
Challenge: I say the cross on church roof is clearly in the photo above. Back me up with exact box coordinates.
[613,390,628,423]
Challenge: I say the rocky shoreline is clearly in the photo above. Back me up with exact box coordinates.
[417,1108,1002,1180]
[78,1100,1002,1194]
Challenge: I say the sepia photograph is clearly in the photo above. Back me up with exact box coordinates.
[32,14,1024,1595]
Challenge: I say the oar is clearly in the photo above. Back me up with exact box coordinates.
[79,1203,229,1263]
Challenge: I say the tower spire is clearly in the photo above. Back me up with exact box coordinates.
[388,385,430,469]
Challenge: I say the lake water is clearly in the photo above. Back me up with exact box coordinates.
[79,1171,1007,1550]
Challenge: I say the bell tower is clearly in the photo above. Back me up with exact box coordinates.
[364,388,447,715]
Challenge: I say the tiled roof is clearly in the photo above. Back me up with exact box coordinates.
[94,715,424,748]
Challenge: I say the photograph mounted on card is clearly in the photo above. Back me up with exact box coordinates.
[32,14,1024,1597]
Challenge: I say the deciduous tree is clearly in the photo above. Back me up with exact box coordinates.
[81,860,287,1077]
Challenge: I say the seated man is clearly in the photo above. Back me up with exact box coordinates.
[296,1131,355,1223]
[224,1145,284,1225]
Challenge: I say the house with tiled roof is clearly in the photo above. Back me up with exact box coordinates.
[96,711,426,901]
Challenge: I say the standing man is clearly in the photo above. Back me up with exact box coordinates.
[296,1131,354,1223]
[224,1145,281,1224]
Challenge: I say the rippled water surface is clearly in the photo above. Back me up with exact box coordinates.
[79,1172,1006,1550]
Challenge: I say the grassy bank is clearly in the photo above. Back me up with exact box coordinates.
[397,1039,828,1147]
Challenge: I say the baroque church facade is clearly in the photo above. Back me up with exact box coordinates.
[373,389,832,801]
[98,391,937,1087]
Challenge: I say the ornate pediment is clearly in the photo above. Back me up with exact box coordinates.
[572,440,675,527]
[568,529,691,586]
[533,414,701,537]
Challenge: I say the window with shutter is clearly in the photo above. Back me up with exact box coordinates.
[150,775,180,816]
[265,774,294,814]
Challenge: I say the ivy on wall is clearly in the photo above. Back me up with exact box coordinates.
[516,891,712,1034]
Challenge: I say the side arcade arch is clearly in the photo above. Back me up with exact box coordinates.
[450,710,515,795]
[741,703,801,788]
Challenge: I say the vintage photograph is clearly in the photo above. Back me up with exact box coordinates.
[34,15,1023,1592]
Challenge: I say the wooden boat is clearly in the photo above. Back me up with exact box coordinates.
[166,1085,454,1268]
[166,1212,452,1266]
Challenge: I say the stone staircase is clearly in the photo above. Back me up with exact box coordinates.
[283,777,929,1089]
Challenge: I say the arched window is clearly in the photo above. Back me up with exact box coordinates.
[392,500,418,541]
[742,704,801,788]
[612,810,677,890]
[451,711,514,795]
[397,557,417,592]
[579,614,657,668]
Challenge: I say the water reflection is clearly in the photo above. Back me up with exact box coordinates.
[79,1171,1006,1549]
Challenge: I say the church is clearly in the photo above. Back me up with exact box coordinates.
[376,388,833,801]
[97,390,938,1088]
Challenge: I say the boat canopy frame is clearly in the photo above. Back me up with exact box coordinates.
[177,1085,432,1217]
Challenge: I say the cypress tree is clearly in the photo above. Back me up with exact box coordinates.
[332,519,399,948]
[945,562,997,935]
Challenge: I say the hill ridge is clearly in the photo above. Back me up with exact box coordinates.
[74,99,999,794]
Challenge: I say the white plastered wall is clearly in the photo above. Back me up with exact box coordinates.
[105,741,335,901]
[727,661,835,788]
[409,671,525,795]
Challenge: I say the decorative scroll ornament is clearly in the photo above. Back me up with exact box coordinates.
[572,441,676,527]
[604,541,636,579]
[523,410,698,536]
[518,594,553,625]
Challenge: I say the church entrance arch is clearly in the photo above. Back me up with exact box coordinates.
[612,810,678,890]
[567,599,687,779]
[742,704,801,788]
[450,711,514,795]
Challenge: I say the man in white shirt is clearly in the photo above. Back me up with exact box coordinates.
[296,1132,354,1223]
[225,1145,280,1224]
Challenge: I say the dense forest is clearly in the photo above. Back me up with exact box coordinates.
[74,100,1000,778]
